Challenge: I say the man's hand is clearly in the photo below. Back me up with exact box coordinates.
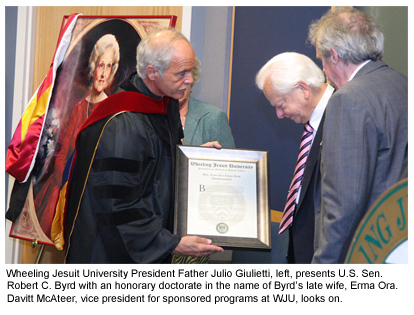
[201,141,222,149]
[173,235,223,257]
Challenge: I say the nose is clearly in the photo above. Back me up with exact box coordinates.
[276,107,284,119]
[104,66,111,78]
[185,71,193,85]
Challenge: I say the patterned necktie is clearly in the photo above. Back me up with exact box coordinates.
[279,123,314,234]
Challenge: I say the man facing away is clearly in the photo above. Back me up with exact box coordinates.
[308,7,408,263]
[256,52,334,263]
[64,28,223,263]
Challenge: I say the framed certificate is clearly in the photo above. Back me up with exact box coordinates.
[174,145,271,250]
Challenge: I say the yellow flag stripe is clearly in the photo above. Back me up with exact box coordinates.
[20,85,52,141]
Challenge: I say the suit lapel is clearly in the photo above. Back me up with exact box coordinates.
[183,97,208,144]
[184,113,197,144]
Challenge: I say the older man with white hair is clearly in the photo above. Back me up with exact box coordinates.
[256,52,334,263]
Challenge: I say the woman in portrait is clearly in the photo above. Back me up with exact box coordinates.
[35,34,120,241]
[59,34,120,159]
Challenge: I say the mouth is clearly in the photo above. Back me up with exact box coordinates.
[178,84,189,91]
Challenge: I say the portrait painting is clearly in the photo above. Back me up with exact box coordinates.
[7,15,177,248]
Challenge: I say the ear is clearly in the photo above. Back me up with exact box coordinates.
[297,81,310,99]
[146,65,157,81]
[330,48,339,65]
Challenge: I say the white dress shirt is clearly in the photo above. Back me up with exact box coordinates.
[296,83,335,203]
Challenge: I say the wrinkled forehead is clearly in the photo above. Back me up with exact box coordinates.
[263,80,283,103]
[171,38,195,58]
[169,40,195,68]
[263,79,277,96]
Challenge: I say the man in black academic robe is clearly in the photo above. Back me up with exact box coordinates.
[65,28,223,263]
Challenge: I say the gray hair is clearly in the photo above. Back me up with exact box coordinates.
[88,34,120,85]
[256,52,325,95]
[136,28,190,79]
[191,57,201,87]
[308,7,384,64]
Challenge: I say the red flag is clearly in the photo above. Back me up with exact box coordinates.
[6,13,81,183]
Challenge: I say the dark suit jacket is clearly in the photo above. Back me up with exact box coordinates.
[313,60,408,263]
[288,114,325,264]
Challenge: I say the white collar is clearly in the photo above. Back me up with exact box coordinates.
[348,60,371,81]
[309,84,335,132]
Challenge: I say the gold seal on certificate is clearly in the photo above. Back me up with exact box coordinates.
[174,145,271,250]
[216,223,229,234]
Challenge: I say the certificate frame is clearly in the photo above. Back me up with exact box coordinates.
[174,145,271,250]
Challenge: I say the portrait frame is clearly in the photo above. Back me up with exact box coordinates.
[8,14,177,247]
[174,145,271,250]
